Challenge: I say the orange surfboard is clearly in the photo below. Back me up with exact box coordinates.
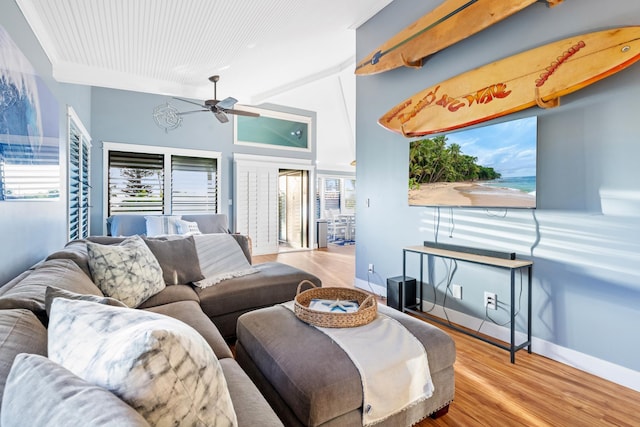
[379,26,640,137]
[355,0,563,76]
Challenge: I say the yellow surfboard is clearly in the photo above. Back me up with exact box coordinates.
[355,0,562,76]
[379,26,640,137]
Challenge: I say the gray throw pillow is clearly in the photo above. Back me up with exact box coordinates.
[1,353,150,427]
[48,298,238,426]
[86,235,165,308]
[44,286,127,317]
[143,236,205,285]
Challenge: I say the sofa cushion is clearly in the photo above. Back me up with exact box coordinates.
[144,300,233,360]
[143,236,205,285]
[182,214,229,234]
[45,286,127,316]
[46,240,92,277]
[0,309,47,410]
[218,358,284,427]
[1,354,150,427]
[87,236,127,245]
[197,262,320,318]
[86,235,165,308]
[48,298,237,426]
[0,259,101,315]
[136,284,200,309]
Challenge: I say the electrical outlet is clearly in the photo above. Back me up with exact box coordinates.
[484,292,497,310]
[452,284,462,299]
[368,263,374,274]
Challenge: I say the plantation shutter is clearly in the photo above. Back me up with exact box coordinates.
[68,116,91,240]
[234,161,279,255]
[108,151,164,215]
[171,155,217,213]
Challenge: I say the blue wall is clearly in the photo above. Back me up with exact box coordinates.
[89,89,316,235]
[0,0,91,285]
[356,0,640,380]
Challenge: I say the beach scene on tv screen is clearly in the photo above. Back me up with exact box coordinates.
[408,116,537,208]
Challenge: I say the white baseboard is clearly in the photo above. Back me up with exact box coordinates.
[354,278,640,392]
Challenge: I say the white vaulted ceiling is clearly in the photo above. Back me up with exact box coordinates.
[16,0,393,172]
[16,0,391,103]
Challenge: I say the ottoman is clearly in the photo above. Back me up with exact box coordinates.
[235,303,456,427]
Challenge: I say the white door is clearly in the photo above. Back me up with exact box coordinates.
[234,154,315,255]
[234,162,279,255]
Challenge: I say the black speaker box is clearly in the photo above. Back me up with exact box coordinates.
[386,276,417,311]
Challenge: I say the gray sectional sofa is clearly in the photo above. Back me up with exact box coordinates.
[0,214,321,426]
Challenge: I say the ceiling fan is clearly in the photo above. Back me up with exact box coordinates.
[174,75,260,123]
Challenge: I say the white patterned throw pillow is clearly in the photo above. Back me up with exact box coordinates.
[48,298,238,427]
[145,215,182,236]
[86,235,165,307]
[176,219,202,235]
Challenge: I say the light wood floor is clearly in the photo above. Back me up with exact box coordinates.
[254,245,640,427]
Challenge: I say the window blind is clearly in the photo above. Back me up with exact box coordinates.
[171,155,217,213]
[108,151,164,215]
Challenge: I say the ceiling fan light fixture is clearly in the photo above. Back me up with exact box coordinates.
[172,75,260,123]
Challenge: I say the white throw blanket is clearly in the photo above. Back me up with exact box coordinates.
[283,301,434,426]
[192,234,257,288]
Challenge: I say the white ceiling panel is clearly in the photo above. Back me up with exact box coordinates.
[16,0,393,103]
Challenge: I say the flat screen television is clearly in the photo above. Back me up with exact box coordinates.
[408,116,537,209]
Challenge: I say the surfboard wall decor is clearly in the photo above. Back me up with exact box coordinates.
[379,26,640,138]
[355,0,563,76]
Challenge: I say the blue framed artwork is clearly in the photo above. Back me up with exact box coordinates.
[234,107,311,152]
[0,25,59,200]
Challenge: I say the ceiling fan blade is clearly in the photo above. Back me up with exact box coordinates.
[173,97,206,108]
[214,110,229,123]
[217,96,238,110]
[226,109,260,118]
[177,109,209,115]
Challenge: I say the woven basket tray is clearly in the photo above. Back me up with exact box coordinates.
[294,280,377,328]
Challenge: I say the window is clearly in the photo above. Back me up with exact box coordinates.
[316,176,356,218]
[108,151,164,214]
[171,156,218,214]
[104,143,220,219]
[0,139,60,201]
[68,107,91,240]
[343,178,356,210]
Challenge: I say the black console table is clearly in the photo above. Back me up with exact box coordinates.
[402,245,533,363]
